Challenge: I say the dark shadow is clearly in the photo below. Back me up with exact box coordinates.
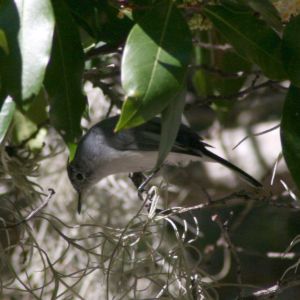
[0,0,21,106]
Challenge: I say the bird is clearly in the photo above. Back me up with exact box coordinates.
[67,115,262,213]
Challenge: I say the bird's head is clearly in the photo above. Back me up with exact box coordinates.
[67,158,95,214]
[67,127,107,213]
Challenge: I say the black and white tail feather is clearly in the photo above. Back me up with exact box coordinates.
[198,147,262,188]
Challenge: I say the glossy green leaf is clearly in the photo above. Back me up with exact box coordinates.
[115,0,192,131]
[0,29,9,54]
[282,15,300,87]
[203,3,286,80]
[240,0,282,32]
[45,0,87,144]
[0,0,55,103]
[156,90,186,168]
[280,85,300,190]
[0,96,16,144]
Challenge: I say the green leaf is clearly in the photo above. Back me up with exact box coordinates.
[203,3,286,80]
[282,15,300,87]
[0,0,55,103]
[192,31,214,97]
[24,88,48,126]
[0,29,9,54]
[280,85,300,190]
[0,1,20,101]
[115,0,192,131]
[213,51,251,96]
[95,2,133,44]
[11,107,47,151]
[240,0,282,32]
[65,1,133,43]
[193,43,251,98]
[44,0,87,144]
[156,90,186,168]
[192,31,251,121]
[67,142,77,162]
[0,96,16,144]
[12,110,37,145]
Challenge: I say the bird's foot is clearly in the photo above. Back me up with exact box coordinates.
[137,168,160,193]
[129,169,160,212]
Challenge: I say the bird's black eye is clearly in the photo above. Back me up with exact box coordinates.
[76,173,84,181]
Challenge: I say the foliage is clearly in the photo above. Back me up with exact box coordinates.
[1,0,300,299]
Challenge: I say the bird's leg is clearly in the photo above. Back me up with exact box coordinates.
[129,172,150,207]
[138,167,160,194]
[138,168,160,210]
[129,168,160,210]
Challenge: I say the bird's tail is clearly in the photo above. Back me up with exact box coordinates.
[199,147,262,188]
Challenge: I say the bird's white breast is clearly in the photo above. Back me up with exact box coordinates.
[101,150,202,176]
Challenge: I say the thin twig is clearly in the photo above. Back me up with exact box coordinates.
[193,40,233,51]
[212,214,243,294]
[105,194,151,300]
[233,124,280,150]
[0,189,55,229]
[85,42,124,60]
[191,63,261,79]
[198,80,278,105]
[243,277,300,299]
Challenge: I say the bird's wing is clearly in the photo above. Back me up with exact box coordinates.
[100,116,208,156]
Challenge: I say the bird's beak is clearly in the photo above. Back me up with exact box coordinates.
[77,192,82,214]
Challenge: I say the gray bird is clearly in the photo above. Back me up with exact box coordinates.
[67,115,262,213]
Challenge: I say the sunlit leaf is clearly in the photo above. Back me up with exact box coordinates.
[0,96,15,144]
[45,0,87,144]
[280,85,300,190]
[0,0,55,103]
[12,108,46,151]
[115,0,192,131]
[12,110,37,144]
[282,15,300,87]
